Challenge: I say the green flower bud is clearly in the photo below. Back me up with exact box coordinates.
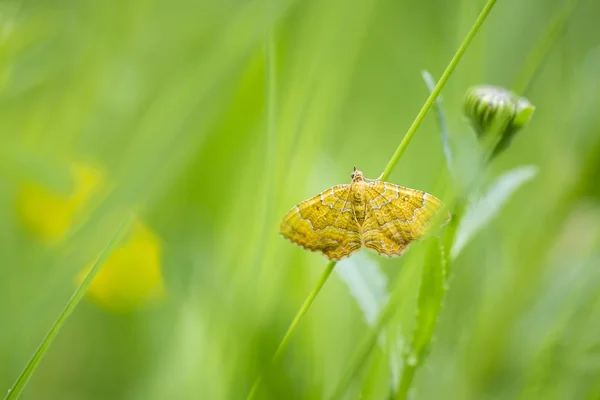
[464,85,535,160]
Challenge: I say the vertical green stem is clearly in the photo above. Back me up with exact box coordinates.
[247,261,337,400]
[395,206,463,400]
[253,28,279,274]
[329,284,402,400]
[250,1,498,398]
[4,215,134,400]
[331,0,498,397]
[421,70,453,178]
[396,367,417,399]
[512,0,580,94]
[379,0,498,182]
[271,260,337,363]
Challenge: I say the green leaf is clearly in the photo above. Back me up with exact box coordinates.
[337,253,403,389]
[336,252,389,327]
[452,165,538,259]
[396,238,446,399]
[421,70,453,178]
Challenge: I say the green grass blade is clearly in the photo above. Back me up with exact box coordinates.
[395,238,446,400]
[336,254,389,328]
[422,70,454,179]
[247,260,337,400]
[4,214,134,400]
[512,0,581,94]
[330,0,498,396]
[329,270,407,400]
[379,0,498,182]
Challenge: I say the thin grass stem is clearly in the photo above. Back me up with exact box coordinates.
[253,28,279,274]
[512,0,580,95]
[249,1,498,398]
[421,70,453,179]
[331,0,498,397]
[247,261,337,400]
[378,0,498,182]
[4,214,134,400]
[329,282,403,400]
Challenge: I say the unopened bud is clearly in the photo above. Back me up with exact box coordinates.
[464,85,535,160]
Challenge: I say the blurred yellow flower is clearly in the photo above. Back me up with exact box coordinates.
[17,163,103,241]
[16,161,166,312]
[77,220,166,312]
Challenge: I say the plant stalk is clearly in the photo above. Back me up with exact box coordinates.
[247,261,337,400]
[332,0,499,397]
[379,0,498,182]
[250,0,498,398]
[512,0,580,94]
[4,214,134,400]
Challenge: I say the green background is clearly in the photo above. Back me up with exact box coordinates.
[1,0,600,399]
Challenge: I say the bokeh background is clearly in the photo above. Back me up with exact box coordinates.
[1,0,600,399]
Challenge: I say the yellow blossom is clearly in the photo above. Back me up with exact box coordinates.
[77,220,166,312]
[16,161,166,312]
[17,163,102,241]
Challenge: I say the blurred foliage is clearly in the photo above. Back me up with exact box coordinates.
[1,0,600,399]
